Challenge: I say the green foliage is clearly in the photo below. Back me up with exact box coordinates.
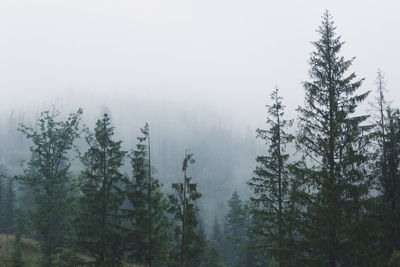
[18,108,82,267]
[211,217,223,251]
[223,191,246,266]
[0,171,16,235]
[168,152,203,266]
[75,113,127,266]
[199,242,225,267]
[124,123,170,266]
[296,10,373,266]
[11,242,24,267]
[372,95,400,264]
[248,87,297,266]
[390,251,400,267]
[3,178,16,234]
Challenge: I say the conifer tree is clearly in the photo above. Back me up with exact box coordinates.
[240,201,268,267]
[199,241,224,267]
[168,152,203,267]
[248,87,294,266]
[369,70,400,262]
[18,108,82,267]
[125,123,170,266]
[379,106,400,262]
[75,113,127,266]
[296,11,372,266]
[223,191,246,267]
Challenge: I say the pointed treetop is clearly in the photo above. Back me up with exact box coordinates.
[182,152,195,172]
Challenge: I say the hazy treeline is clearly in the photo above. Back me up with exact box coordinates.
[1,10,400,267]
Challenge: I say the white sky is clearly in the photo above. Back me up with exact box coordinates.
[1,0,399,129]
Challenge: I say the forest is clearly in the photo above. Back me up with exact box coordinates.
[1,10,400,267]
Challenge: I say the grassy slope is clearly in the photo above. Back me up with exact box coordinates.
[0,234,41,266]
[0,234,143,266]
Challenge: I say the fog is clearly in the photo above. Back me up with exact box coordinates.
[1,0,400,224]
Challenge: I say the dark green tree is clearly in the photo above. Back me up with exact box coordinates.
[379,106,400,263]
[296,11,373,266]
[223,191,246,267]
[18,108,82,267]
[239,201,268,267]
[168,152,203,267]
[368,70,400,263]
[199,241,225,267]
[125,123,170,266]
[248,87,295,266]
[75,113,127,266]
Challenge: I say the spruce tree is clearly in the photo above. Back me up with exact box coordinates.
[379,106,400,262]
[369,70,400,262]
[168,152,203,267]
[296,11,372,266]
[248,87,294,266]
[223,191,246,267]
[199,241,224,267]
[75,113,127,266]
[240,201,268,267]
[125,123,170,266]
[18,108,82,267]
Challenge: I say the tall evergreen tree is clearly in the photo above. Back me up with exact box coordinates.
[368,70,400,263]
[239,201,268,267]
[248,87,295,266]
[223,191,246,267]
[296,11,373,266]
[125,123,170,266]
[18,108,82,267]
[379,106,400,262]
[75,113,127,266]
[168,152,203,267]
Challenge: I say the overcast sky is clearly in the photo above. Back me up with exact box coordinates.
[1,0,399,129]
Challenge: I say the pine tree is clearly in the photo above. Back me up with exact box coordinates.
[18,108,82,267]
[240,201,268,267]
[223,191,246,267]
[168,152,203,267]
[125,123,170,266]
[199,241,224,267]
[380,107,400,262]
[296,11,373,266]
[75,113,127,266]
[369,70,400,263]
[248,87,295,266]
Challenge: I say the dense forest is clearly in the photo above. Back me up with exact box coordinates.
[1,11,400,267]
